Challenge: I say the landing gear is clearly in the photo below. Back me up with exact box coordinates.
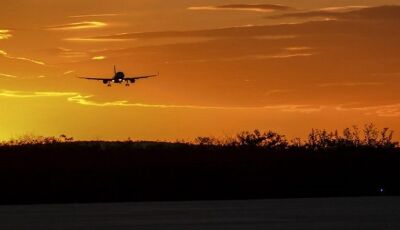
[107,83,111,87]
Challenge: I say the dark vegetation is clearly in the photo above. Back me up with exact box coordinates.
[0,124,399,205]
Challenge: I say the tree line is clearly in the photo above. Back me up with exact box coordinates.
[194,123,398,150]
[1,123,398,151]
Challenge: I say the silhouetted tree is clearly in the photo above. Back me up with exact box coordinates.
[341,126,361,147]
[304,124,399,150]
[363,123,379,147]
[237,130,266,147]
[290,137,302,148]
[378,127,397,148]
[194,136,218,146]
[263,131,288,149]
[307,129,336,150]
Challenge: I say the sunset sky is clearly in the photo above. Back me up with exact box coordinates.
[1,0,400,141]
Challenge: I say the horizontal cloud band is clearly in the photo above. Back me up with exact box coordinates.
[1,90,400,117]
[0,89,321,113]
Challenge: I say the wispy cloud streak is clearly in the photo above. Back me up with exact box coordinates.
[0,90,322,113]
[336,104,400,117]
[4,90,399,117]
[0,90,77,98]
[0,73,19,79]
[318,6,370,12]
[189,4,293,12]
[45,21,107,30]
[317,82,384,87]
[69,13,122,18]
[0,49,45,66]
[4,90,399,116]
[173,52,314,64]
[63,70,75,75]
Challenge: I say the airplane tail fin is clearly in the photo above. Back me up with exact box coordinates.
[114,65,117,74]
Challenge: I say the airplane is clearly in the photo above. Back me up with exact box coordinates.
[79,66,158,86]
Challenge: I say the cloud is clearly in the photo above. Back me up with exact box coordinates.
[0,89,322,113]
[92,56,106,60]
[5,90,400,116]
[169,45,315,64]
[168,52,314,64]
[336,104,400,117]
[64,37,130,42]
[285,46,312,51]
[89,24,300,40]
[78,18,340,41]
[0,49,46,66]
[69,13,122,18]
[264,104,324,113]
[45,21,107,30]
[4,89,399,116]
[370,72,400,77]
[317,82,384,87]
[319,6,370,12]
[0,74,48,80]
[49,47,89,59]
[63,70,75,75]
[0,90,77,98]
[264,89,293,96]
[0,73,19,79]
[269,5,400,20]
[68,5,400,67]
[0,29,12,40]
[61,52,88,58]
[267,53,314,59]
[188,4,293,12]
[84,27,301,42]
[91,5,399,41]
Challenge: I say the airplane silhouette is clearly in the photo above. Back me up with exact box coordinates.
[79,66,158,86]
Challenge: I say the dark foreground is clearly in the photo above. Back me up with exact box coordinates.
[1,197,399,230]
[1,141,400,204]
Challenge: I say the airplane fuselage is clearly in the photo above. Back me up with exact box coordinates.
[112,71,125,83]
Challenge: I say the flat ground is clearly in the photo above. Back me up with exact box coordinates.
[0,197,399,230]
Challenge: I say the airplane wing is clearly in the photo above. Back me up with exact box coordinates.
[125,73,158,81]
[78,77,111,81]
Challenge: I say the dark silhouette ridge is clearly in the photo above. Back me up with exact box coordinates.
[0,124,399,205]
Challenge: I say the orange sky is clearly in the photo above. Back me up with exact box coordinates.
[1,0,400,141]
